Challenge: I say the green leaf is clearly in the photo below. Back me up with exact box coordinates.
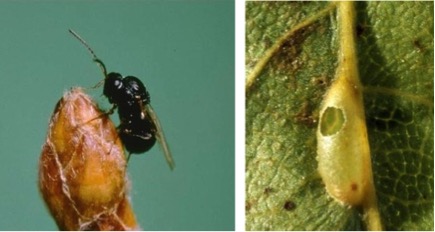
[245,2,433,230]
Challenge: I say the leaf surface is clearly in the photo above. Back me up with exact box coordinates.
[246,2,433,230]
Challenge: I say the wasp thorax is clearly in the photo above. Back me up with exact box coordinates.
[121,76,151,105]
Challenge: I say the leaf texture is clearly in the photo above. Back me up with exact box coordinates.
[246,2,433,230]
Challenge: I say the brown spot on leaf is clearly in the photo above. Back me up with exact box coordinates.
[283,200,296,211]
[312,75,329,87]
[294,101,316,127]
[356,21,370,37]
[264,187,274,195]
[413,39,425,53]
[273,24,317,83]
[356,24,365,37]
[246,201,252,212]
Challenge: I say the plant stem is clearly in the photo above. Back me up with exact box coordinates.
[338,2,382,230]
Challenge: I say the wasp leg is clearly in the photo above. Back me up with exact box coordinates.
[126,153,132,164]
[78,104,117,126]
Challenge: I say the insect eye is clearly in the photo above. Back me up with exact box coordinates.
[106,73,123,88]
[114,79,123,89]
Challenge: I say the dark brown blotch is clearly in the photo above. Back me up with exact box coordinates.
[264,187,274,195]
[246,201,252,212]
[294,101,316,127]
[283,200,296,211]
[413,39,425,53]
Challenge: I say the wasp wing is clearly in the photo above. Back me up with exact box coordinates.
[145,104,175,170]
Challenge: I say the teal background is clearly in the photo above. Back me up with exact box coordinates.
[0,1,234,230]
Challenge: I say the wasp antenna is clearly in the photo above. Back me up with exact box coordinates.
[69,29,107,78]
[68,29,98,60]
[94,58,108,77]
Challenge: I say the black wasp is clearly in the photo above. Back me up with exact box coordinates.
[69,29,174,170]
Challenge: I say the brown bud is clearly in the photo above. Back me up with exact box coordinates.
[38,87,138,230]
